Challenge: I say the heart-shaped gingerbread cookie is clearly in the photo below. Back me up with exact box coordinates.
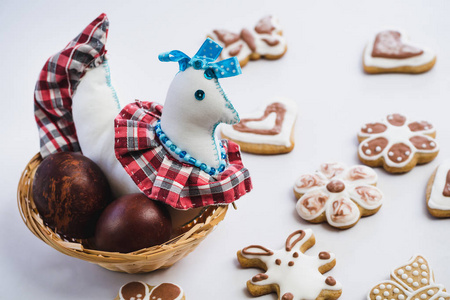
[363,30,436,74]
[221,97,297,154]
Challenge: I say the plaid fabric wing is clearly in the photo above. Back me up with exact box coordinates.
[34,13,109,157]
[115,101,252,209]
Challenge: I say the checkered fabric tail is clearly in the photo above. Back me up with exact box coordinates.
[34,13,109,158]
[115,101,253,210]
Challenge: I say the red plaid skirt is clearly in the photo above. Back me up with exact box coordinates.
[114,101,252,209]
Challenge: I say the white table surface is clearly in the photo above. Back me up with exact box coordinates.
[2,0,450,299]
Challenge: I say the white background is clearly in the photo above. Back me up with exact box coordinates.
[1,0,450,299]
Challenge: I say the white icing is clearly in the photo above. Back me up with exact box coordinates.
[363,30,436,69]
[221,97,297,147]
[428,159,450,211]
[212,16,287,63]
[295,163,383,228]
[358,114,438,168]
[241,229,341,299]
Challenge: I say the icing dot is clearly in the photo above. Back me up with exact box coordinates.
[413,271,419,276]
[384,291,389,296]
[397,157,402,162]
[366,149,372,155]
[421,279,428,284]
[422,144,427,148]
[406,266,412,271]
[405,151,410,156]
[397,269,404,275]
[373,289,380,294]
[421,294,426,299]
[422,272,427,277]
[418,259,424,263]
[413,263,418,267]
[439,298,445,300]
[368,128,373,133]
[137,295,142,298]
[428,290,434,296]
[380,284,386,289]
[376,296,381,300]
[386,285,392,289]
[288,261,294,266]
[402,274,408,279]
[421,264,427,270]
[399,296,405,300]
[388,115,393,120]
[376,146,382,152]
[393,288,400,293]
[407,278,413,283]
[430,142,436,147]
[413,282,419,287]
[389,151,394,157]
[364,143,369,147]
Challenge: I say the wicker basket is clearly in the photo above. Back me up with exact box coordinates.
[17,153,228,273]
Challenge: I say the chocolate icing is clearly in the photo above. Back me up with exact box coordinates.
[319,252,331,260]
[241,28,256,52]
[293,252,299,258]
[326,180,345,193]
[361,137,389,156]
[285,230,305,251]
[443,171,450,197]
[120,282,146,300]
[325,276,337,286]
[410,136,435,150]
[408,121,433,132]
[288,261,295,267]
[233,102,286,135]
[243,245,274,256]
[262,38,280,46]
[301,192,328,215]
[372,31,423,59]
[330,199,353,223]
[252,273,269,282]
[255,16,275,34]
[212,29,240,47]
[282,293,294,300]
[275,259,281,265]
[387,143,412,163]
[361,123,387,134]
[151,283,181,300]
[387,114,406,126]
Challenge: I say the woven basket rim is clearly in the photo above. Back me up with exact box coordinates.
[17,153,228,267]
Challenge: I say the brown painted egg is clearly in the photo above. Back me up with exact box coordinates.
[94,193,172,253]
[32,152,112,239]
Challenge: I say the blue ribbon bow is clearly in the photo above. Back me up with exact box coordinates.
[158,38,242,78]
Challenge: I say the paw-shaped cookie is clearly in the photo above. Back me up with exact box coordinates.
[237,229,342,300]
[221,97,297,154]
[294,163,383,229]
[116,281,185,300]
[426,159,450,218]
[363,30,436,74]
[358,113,439,173]
[209,15,287,67]
[368,255,450,300]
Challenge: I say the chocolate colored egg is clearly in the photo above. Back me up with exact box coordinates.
[32,152,112,239]
[94,193,172,253]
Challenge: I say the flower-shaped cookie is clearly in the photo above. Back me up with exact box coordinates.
[237,229,342,300]
[368,255,450,300]
[358,113,439,173]
[294,163,383,229]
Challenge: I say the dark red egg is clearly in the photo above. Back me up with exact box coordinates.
[32,152,112,239]
[94,193,172,253]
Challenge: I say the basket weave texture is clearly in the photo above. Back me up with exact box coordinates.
[17,153,228,273]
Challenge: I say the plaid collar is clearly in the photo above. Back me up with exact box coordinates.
[114,100,252,209]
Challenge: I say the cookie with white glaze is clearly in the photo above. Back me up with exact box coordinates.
[363,30,436,74]
[358,113,439,173]
[294,163,383,229]
[237,229,342,300]
[115,281,185,300]
[426,159,450,218]
[209,15,287,67]
[221,97,297,154]
[367,255,450,300]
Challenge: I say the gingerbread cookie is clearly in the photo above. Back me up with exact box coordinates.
[358,113,439,173]
[368,255,450,300]
[426,159,450,218]
[363,30,436,74]
[115,281,185,300]
[209,15,287,67]
[294,163,383,229]
[237,229,342,300]
[221,97,297,154]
